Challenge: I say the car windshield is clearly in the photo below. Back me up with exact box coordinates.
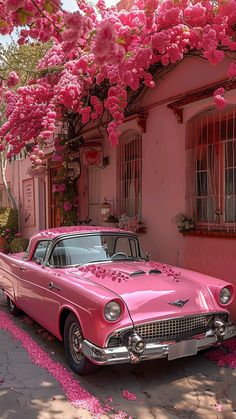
[49,233,144,267]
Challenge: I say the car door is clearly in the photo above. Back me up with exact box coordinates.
[18,240,51,324]
[42,243,70,335]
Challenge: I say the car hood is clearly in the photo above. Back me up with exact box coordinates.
[70,261,221,325]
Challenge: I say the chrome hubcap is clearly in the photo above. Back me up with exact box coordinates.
[69,322,83,363]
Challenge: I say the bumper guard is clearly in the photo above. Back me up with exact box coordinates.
[82,324,236,365]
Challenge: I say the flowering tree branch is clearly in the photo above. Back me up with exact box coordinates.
[0,0,234,159]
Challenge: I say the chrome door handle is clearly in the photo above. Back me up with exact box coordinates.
[20,266,26,272]
[48,282,61,291]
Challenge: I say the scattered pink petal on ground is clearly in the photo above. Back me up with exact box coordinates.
[206,338,236,370]
[114,412,128,419]
[216,402,223,412]
[122,389,137,401]
[107,396,113,403]
[0,309,130,418]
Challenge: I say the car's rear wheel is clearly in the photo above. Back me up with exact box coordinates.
[7,296,21,316]
[64,313,99,375]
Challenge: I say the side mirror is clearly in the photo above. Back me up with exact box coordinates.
[35,257,43,265]
[145,252,150,261]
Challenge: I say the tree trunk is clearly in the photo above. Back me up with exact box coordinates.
[0,152,17,210]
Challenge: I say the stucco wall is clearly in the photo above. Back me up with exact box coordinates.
[141,58,236,319]
[2,56,236,319]
[1,156,46,239]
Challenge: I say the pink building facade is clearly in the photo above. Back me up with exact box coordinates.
[1,56,236,318]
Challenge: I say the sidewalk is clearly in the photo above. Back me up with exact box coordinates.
[0,328,86,419]
[0,291,97,419]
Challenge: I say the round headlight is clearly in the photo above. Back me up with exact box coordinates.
[104,301,122,321]
[219,287,231,305]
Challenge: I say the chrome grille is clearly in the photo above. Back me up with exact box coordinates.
[107,313,228,347]
[135,315,216,342]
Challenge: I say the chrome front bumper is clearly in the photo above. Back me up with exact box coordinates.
[82,324,236,365]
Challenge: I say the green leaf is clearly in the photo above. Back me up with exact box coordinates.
[117,37,126,45]
[17,8,28,25]
[44,1,54,15]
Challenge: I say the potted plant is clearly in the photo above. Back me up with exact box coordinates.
[9,236,29,253]
[118,214,146,234]
[106,214,119,224]
[0,226,12,250]
[174,212,195,232]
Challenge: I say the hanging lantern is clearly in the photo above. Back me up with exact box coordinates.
[101,198,112,222]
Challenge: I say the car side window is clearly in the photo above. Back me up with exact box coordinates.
[49,243,69,267]
[114,237,132,257]
[32,241,50,261]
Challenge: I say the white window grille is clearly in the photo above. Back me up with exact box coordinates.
[117,131,142,219]
[186,106,236,231]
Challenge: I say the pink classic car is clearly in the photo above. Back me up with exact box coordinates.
[0,226,236,374]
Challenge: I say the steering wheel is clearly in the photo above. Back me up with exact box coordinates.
[111,252,129,260]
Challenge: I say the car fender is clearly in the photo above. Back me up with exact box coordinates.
[58,303,86,340]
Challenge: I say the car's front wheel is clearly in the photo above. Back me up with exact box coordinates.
[7,296,21,316]
[64,313,99,375]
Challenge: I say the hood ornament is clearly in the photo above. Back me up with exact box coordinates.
[168,299,189,308]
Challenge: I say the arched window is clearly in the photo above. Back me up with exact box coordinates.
[117,130,142,219]
[186,106,236,230]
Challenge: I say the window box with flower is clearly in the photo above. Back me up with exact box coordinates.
[174,212,195,233]
[118,214,146,234]
[105,214,119,226]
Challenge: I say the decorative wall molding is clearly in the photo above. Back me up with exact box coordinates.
[167,79,236,124]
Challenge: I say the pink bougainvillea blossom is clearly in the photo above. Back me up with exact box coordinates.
[63,201,73,211]
[77,264,129,283]
[7,71,19,87]
[122,389,137,401]
[215,403,223,413]
[214,95,228,110]
[52,183,66,193]
[0,0,235,154]
[213,87,228,110]
[150,262,181,282]
[207,337,236,369]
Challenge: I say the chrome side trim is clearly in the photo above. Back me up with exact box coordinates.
[82,324,236,366]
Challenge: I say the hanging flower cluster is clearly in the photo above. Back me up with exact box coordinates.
[0,0,235,156]
[51,135,79,225]
[52,177,78,223]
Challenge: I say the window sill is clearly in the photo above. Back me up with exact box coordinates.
[181,230,236,239]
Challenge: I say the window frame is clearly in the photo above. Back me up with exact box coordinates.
[31,240,51,262]
[186,106,236,232]
[117,130,142,219]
